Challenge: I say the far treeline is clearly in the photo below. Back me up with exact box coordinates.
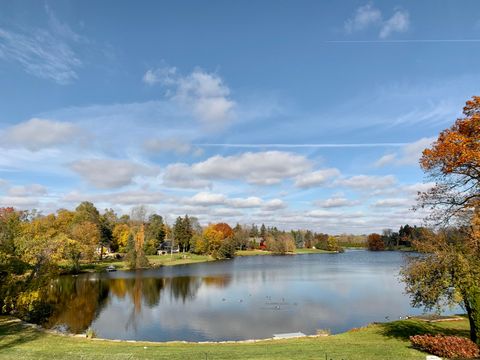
[0,201,356,274]
[366,225,431,251]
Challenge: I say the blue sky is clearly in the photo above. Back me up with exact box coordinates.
[0,0,478,233]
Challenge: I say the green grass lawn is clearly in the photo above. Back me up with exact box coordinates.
[60,253,213,273]
[294,248,336,254]
[0,316,470,360]
[235,249,273,256]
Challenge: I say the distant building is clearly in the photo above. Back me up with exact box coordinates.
[259,239,267,250]
[157,240,179,255]
[95,246,112,255]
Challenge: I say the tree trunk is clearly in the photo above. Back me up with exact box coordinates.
[464,290,480,344]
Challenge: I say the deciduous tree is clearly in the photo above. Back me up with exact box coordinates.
[112,223,131,252]
[404,96,480,344]
[367,233,384,251]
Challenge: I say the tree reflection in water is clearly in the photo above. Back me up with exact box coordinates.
[40,273,232,334]
[44,275,109,333]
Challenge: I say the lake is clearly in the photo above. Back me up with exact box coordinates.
[42,250,446,342]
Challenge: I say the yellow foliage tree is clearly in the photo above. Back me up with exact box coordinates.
[113,223,131,252]
[15,215,65,271]
[203,224,223,257]
[70,221,100,262]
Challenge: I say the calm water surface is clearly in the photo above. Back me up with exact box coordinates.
[44,250,445,341]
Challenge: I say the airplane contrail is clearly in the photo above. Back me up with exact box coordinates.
[327,39,480,44]
[195,143,408,148]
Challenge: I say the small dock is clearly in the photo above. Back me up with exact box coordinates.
[273,332,306,339]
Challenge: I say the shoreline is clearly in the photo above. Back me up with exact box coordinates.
[16,317,325,344]
[10,314,467,345]
[0,314,470,360]
[65,248,341,274]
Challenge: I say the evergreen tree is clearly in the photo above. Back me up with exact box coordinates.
[125,233,136,269]
[260,224,267,239]
[145,214,166,255]
[304,230,314,248]
[249,224,259,238]
[173,215,193,252]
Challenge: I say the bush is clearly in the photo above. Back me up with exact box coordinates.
[315,236,343,252]
[216,238,236,259]
[367,233,385,251]
[266,234,295,254]
[143,238,158,255]
[410,334,479,359]
[86,327,97,339]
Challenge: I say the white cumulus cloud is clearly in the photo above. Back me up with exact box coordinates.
[7,184,47,197]
[144,138,192,155]
[64,189,166,206]
[186,192,227,206]
[2,118,83,151]
[163,151,311,187]
[372,198,411,208]
[344,3,410,39]
[262,199,286,210]
[143,65,235,126]
[229,196,263,208]
[162,163,212,189]
[69,159,158,189]
[345,3,382,33]
[294,168,341,188]
[315,196,359,208]
[379,9,410,39]
[192,151,311,185]
[336,175,397,190]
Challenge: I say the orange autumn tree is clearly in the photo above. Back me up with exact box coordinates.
[212,223,234,239]
[195,223,236,259]
[367,233,385,251]
[402,96,480,344]
[419,96,480,223]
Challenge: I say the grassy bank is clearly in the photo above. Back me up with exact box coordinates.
[60,253,214,273]
[0,316,470,360]
[236,248,335,256]
[294,248,336,254]
[64,249,337,273]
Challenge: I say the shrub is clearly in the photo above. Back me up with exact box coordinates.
[266,234,295,254]
[410,334,479,359]
[86,327,97,339]
[316,236,344,252]
[216,237,236,259]
[367,233,385,251]
[191,234,207,254]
